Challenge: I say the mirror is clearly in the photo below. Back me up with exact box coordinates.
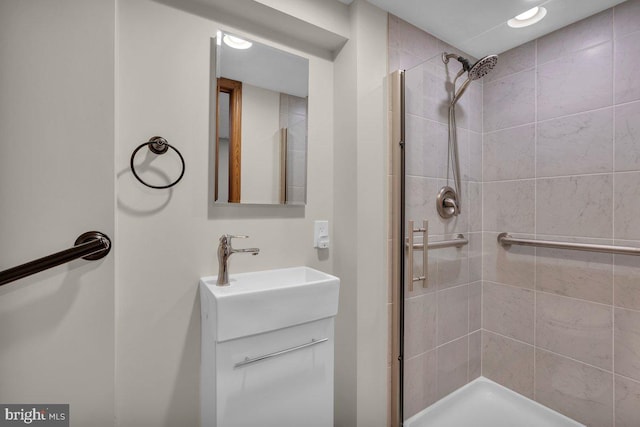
[213,31,309,205]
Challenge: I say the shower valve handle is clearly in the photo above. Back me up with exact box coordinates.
[443,197,460,215]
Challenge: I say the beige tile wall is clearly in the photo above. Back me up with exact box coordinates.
[481,2,640,426]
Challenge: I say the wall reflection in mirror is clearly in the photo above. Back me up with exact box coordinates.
[213,31,309,205]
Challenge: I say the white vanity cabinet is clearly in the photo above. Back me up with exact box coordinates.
[199,267,340,427]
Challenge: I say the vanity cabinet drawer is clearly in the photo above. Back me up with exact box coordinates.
[207,318,334,427]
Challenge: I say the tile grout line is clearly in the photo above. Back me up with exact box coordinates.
[483,278,640,311]
[480,68,485,380]
[467,106,471,388]
[466,127,472,383]
[484,329,621,378]
[482,329,534,350]
[402,331,477,361]
[467,315,470,384]
[611,8,617,426]
[483,172,616,184]
[434,225,440,402]
[485,64,537,85]
[532,102,616,125]
[614,371,640,387]
[485,36,612,88]
[479,167,640,184]
[483,102,619,135]
[480,282,483,378]
[533,36,539,403]
[482,97,640,137]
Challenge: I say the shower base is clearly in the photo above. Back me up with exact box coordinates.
[404,377,585,427]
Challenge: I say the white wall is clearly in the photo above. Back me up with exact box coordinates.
[254,0,351,40]
[240,84,280,203]
[353,3,388,425]
[333,19,359,427]
[116,0,334,425]
[0,0,115,426]
[333,1,389,426]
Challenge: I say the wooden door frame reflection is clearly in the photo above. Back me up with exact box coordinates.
[215,77,242,203]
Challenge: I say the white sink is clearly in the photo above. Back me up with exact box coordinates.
[199,266,340,342]
[200,266,340,426]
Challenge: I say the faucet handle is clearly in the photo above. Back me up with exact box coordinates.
[220,235,251,251]
[220,234,248,243]
[226,234,248,246]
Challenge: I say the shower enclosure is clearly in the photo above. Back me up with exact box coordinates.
[389,50,486,425]
[389,4,640,426]
[388,51,583,427]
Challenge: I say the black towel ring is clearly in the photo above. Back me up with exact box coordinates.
[130,136,185,189]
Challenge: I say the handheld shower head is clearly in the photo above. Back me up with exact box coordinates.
[438,52,499,219]
[468,55,498,81]
[444,53,499,105]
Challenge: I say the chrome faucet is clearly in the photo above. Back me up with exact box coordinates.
[217,234,260,286]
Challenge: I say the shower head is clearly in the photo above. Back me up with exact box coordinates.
[442,52,499,81]
[468,55,498,80]
[443,52,499,105]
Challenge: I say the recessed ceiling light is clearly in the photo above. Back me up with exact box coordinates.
[508,6,547,28]
[515,6,540,21]
[223,34,252,50]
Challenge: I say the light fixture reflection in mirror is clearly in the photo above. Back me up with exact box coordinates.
[213,31,309,206]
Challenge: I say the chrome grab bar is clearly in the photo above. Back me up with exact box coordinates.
[406,220,428,291]
[235,338,328,368]
[0,231,111,287]
[411,234,468,250]
[498,233,640,256]
[406,224,469,291]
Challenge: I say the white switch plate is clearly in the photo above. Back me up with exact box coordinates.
[314,220,329,249]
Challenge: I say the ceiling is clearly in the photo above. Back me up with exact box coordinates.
[365,0,627,57]
[219,32,309,97]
